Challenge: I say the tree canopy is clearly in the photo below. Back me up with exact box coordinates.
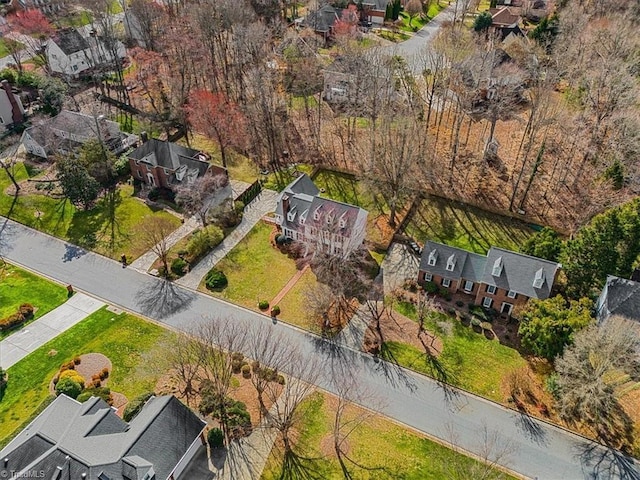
[518,295,593,361]
[55,156,100,210]
[521,227,563,262]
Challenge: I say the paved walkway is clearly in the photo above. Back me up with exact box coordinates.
[270,264,309,308]
[176,189,279,289]
[0,293,105,369]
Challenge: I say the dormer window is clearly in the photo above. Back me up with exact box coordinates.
[299,216,305,225]
[533,268,545,288]
[446,254,456,272]
[313,207,321,221]
[287,207,297,222]
[339,212,347,229]
[326,210,335,224]
[492,257,503,277]
[428,249,437,266]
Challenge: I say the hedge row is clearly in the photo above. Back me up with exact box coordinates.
[0,304,34,331]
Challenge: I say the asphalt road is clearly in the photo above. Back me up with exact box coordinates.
[1,217,637,479]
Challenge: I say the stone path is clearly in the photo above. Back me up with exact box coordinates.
[175,189,279,289]
[0,293,105,369]
[269,264,309,308]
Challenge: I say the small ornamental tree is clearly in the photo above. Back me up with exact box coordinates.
[55,156,101,210]
[55,377,83,399]
[473,11,493,32]
[405,0,423,29]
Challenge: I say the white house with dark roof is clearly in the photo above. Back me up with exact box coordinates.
[0,394,206,480]
[20,110,138,159]
[275,173,368,256]
[418,240,560,315]
[47,28,126,77]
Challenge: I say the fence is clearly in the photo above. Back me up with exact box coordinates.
[235,179,263,207]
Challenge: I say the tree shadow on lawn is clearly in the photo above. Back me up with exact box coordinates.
[136,278,196,319]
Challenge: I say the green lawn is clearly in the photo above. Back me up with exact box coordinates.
[403,195,535,254]
[0,39,23,59]
[0,164,181,260]
[55,10,93,28]
[0,306,171,447]
[391,302,527,402]
[202,222,299,309]
[262,391,514,479]
[398,12,429,32]
[375,29,412,42]
[0,263,68,339]
[277,268,320,331]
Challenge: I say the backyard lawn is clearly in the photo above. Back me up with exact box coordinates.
[391,302,527,402]
[0,263,68,339]
[262,391,514,479]
[202,222,299,309]
[0,163,181,260]
[0,306,171,448]
[403,196,535,254]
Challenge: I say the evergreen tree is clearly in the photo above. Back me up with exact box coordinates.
[521,227,563,262]
[56,156,100,210]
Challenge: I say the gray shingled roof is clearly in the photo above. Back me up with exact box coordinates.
[597,276,640,323]
[0,395,206,480]
[303,4,341,32]
[51,28,89,55]
[481,247,559,299]
[128,139,210,185]
[419,241,469,281]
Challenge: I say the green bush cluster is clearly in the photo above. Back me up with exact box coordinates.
[270,305,281,316]
[77,387,113,405]
[204,268,228,290]
[208,428,224,448]
[423,281,438,294]
[258,300,269,310]
[171,257,188,277]
[187,225,224,262]
[0,303,34,331]
[0,367,7,397]
[123,392,154,422]
[55,377,83,399]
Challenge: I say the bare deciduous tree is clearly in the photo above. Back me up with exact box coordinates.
[175,173,229,225]
[139,215,177,276]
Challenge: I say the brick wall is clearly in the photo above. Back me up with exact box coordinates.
[474,284,528,313]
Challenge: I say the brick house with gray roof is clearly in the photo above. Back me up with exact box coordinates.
[0,394,206,480]
[418,241,560,315]
[275,173,368,256]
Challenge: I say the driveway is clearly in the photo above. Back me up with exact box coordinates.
[381,242,421,294]
[0,216,637,480]
[0,293,105,368]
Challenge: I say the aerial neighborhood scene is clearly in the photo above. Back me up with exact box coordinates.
[0,0,638,478]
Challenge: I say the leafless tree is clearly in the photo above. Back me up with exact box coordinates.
[175,173,229,225]
[127,0,167,51]
[555,315,640,448]
[138,215,177,276]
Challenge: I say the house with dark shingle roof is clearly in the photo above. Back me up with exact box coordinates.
[20,110,138,159]
[0,394,206,480]
[47,28,126,78]
[596,275,640,324]
[301,4,342,40]
[275,173,368,256]
[128,137,227,190]
[418,241,560,315]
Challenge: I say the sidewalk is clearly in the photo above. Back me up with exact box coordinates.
[0,293,105,369]
[176,189,278,289]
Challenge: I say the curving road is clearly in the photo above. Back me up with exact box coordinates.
[0,216,638,480]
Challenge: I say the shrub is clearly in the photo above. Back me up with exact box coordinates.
[455,300,464,307]
[188,225,224,261]
[91,374,101,383]
[258,300,269,310]
[73,356,81,365]
[545,373,560,400]
[77,387,113,405]
[91,379,102,388]
[114,155,131,177]
[19,303,34,318]
[171,257,188,277]
[231,352,244,362]
[123,392,154,422]
[208,427,224,448]
[0,312,25,331]
[204,268,228,290]
[157,266,168,278]
[251,360,260,372]
[277,374,286,385]
[148,187,161,201]
[100,368,110,380]
[471,317,482,328]
[241,365,251,378]
[270,305,281,316]
[55,377,83,399]
[423,281,438,294]
[0,367,7,395]
[59,369,85,387]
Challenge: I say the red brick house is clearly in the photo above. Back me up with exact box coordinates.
[128,137,226,190]
[418,240,560,315]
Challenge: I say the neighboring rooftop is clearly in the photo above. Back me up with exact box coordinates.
[303,4,342,33]
[128,139,210,185]
[51,28,90,55]
[596,275,640,323]
[0,394,206,480]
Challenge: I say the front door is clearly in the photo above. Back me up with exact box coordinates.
[147,172,155,186]
[501,302,513,315]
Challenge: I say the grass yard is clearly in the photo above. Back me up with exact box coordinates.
[202,222,299,309]
[55,10,93,28]
[0,306,171,448]
[375,29,412,42]
[0,39,23,59]
[398,12,429,32]
[0,263,68,339]
[262,391,514,479]
[391,302,527,402]
[403,195,535,254]
[277,268,320,332]
[0,164,181,260]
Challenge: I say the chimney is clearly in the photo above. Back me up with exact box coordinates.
[282,194,290,214]
[1,80,23,125]
[140,131,148,143]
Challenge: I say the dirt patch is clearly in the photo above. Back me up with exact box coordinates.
[4,163,63,198]
[49,353,112,394]
[362,307,442,356]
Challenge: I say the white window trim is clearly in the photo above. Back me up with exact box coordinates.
[482,297,493,308]
[486,284,496,294]
[442,278,451,288]
[424,272,433,282]
[464,280,473,292]
[507,290,517,298]
[446,262,454,272]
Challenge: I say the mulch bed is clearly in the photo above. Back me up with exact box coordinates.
[48,353,112,395]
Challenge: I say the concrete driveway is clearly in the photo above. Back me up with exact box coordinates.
[381,242,421,294]
[0,293,104,369]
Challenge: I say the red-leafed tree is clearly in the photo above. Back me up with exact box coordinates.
[8,9,54,71]
[333,4,359,38]
[186,90,247,168]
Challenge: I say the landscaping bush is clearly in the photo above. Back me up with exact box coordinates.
[60,361,75,372]
[171,257,188,277]
[55,377,83,399]
[241,365,251,378]
[231,352,245,373]
[455,300,464,307]
[438,287,452,301]
[114,154,131,177]
[18,303,34,318]
[270,305,281,316]
[123,392,154,422]
[148,187,161,201]
[423,281,438,294]
[258,300,269,310]
[73,356,81,365]
[208,427,224,448]
[204,268,228,290]
[99,368,109,380]
[0,367,7,396]
[59,369,85,387]
[77,387,113,405]
[470,317,482,328]
[277,374,286,385]
[188,225,224,262]
[0,313,26,331]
